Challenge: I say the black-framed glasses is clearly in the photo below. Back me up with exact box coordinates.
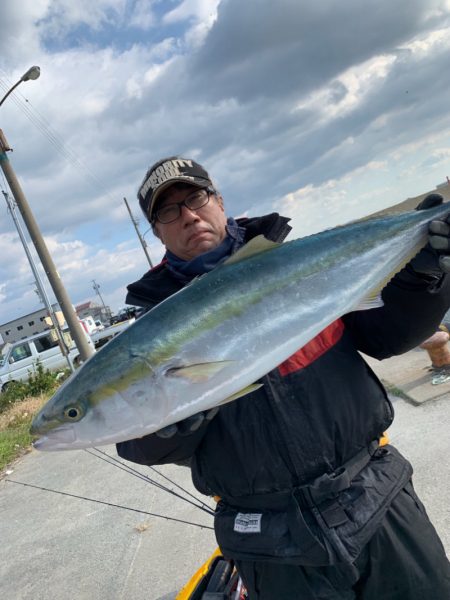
[153,187,214,224]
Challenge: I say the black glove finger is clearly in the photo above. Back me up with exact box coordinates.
[155,409,217,438]
[205,407,220,421]
[406,245,443,278]
[439,256,450,273]
[416,193,444,210]
[178,413,205,436]
[429,220,450,236]
[155,423,179,439]
[429,234,450,252]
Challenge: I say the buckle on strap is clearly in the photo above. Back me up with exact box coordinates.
[221,440,380,518]
[294,440,379,509]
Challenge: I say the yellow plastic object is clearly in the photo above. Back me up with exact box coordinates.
[176,547,223,600]
[379,432,389,446]
[177,436,390,598]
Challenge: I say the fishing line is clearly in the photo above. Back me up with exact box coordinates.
[89,447,215,514]
[148,464,214,512]
[86,448,215,516]
[5,479,214,530]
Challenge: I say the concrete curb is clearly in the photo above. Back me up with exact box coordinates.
[363,347,450,405]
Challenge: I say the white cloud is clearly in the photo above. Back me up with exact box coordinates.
[399,26,450,54]
[0,1,48,65]
[128,0,157,29]
[278,131,450,240]
[37,0,128,35]
[163,0,220,25]
[294,54,397,122]
[1,0,450,326]
[162,0,221,49]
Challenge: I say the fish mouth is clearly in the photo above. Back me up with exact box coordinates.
[32,425,77,451]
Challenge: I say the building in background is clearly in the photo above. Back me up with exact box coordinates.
[0,298,113,350]
[75,301,112,326]
[0,303,61,346]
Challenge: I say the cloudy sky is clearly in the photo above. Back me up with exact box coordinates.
[1,0,450,328]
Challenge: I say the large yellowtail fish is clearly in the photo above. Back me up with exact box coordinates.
[30,201,449,450]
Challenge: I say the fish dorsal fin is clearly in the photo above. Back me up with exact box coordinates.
[352,223,430,312]
[353,290,384,311]
[352,192,449,225]
[224,235,281,266]
[351,248,418,313]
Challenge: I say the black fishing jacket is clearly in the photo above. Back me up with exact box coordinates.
[118,213,450,565]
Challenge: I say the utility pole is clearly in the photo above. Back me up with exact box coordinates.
[92,279,106,310]
[0,66,95,362]
[123,197,153,268]
[0,130,95,362]
[3,190,74,371]
[91,279,111,324]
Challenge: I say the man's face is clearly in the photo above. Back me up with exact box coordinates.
[153,185,228,261]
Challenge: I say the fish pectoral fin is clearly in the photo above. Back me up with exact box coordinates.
[166,360,235,382]
[220,383,264,404]
[223,235,281,265]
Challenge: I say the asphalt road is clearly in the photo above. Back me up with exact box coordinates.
[1,393,449,600]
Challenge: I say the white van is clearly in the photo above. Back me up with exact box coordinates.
[0,330,86,392]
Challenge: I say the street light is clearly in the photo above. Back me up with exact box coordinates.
[0,66,95,362]
[0,66,41,107]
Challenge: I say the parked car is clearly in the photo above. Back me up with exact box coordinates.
[0,330,87,392]
[90,318,135,349]
[110,306,138,325]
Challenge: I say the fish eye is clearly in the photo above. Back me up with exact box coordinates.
[63,405,84,421]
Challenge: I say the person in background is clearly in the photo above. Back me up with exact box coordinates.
[118,156,450,600]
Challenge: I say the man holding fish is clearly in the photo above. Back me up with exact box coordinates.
[30,156,450,598]
[115,157,450,599]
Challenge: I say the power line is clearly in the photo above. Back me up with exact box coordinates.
[0,71,154,268]
[0,72,116,203]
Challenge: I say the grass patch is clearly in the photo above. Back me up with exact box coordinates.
[0,394,50,473]
[0,362,68,473]
[0,362,62,412]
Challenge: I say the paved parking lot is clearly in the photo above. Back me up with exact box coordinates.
[1,351,449,599]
